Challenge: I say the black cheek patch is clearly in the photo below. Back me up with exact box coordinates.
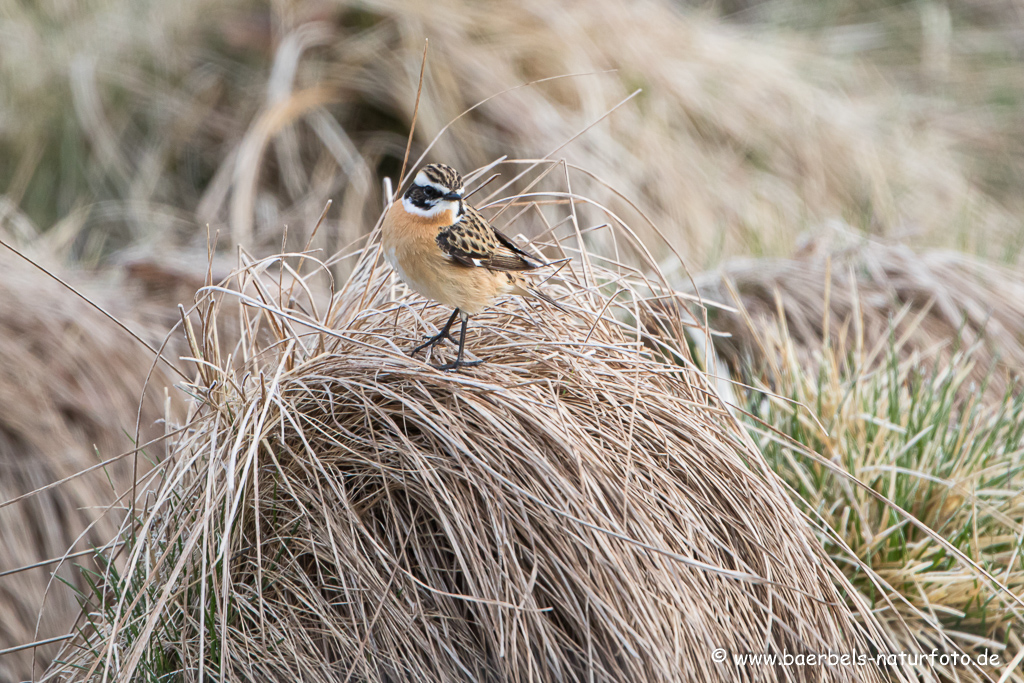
[405,187,432,210]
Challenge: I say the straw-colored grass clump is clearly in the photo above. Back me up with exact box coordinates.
[48,184,913,681]
[689,231,1024,402]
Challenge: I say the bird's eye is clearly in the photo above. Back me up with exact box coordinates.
[422,187,439,199]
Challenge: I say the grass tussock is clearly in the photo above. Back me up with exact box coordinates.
[683,232,1024,680]
[46,165,916,682]
[734,305,1024,682]
[0,249,175,683]
[690,230,1024,402]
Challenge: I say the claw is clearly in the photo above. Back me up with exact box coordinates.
[411,330,453,355]
[410,309,481,372]
[434,358,484,372]
[410,309,461,355]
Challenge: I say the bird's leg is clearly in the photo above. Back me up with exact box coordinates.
[435,311,483,371]
[412,309,461,355]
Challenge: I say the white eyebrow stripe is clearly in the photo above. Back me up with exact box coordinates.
[413,169,462,195]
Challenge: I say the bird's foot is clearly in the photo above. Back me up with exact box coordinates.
[434,358,484,372]
[411,329,454,355]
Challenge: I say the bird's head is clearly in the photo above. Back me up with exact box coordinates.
[402,163,465,220]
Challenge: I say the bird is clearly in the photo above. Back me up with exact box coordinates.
[381,163,564,371]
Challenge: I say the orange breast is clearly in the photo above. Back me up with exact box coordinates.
[381,203,503,315]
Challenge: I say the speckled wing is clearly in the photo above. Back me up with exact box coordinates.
[436,207,540,272]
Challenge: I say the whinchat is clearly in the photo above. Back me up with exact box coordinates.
[382,163,564,371]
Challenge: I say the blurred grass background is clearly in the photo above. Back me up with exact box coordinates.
[1,0,1023,680]
[4,0,1024,266]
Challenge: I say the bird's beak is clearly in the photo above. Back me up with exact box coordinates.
[443,191,462,201]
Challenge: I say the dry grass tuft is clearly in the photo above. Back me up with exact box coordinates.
[46,166,917,682]
[0,248,175,683]
[688,229,1024,402]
